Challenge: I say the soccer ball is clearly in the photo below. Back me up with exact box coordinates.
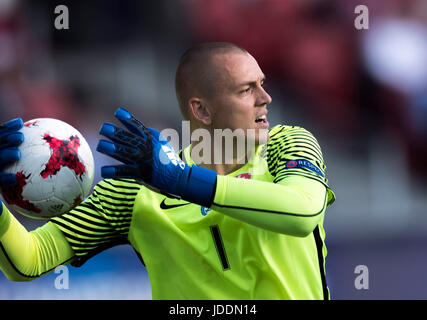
[0,118,94,219]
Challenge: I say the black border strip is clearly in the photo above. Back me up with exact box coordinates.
[210,225,230,271]
[212,191,327,218]
[313,226,329,300]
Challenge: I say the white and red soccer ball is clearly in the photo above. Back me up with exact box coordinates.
[0,118,94,219]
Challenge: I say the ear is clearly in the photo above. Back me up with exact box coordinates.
[189,97,212,126]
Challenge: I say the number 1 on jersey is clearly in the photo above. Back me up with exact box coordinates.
[210,225,230,271]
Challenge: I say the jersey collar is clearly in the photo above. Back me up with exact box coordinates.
[181,144,259,177]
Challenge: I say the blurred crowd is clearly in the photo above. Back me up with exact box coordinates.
[184,0,427,177]
[0,0,426,179]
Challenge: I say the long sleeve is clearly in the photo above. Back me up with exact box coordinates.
[211,174,328,237]
[0,178,142,281]
[0,203,74,281]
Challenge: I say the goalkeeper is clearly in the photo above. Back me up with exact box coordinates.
[0,42,335,300]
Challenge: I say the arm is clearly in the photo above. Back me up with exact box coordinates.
[0,118,73,281]
[0,118,139,281]
[0,178,140,281]
[0,203,74,281]
[211,175,327,237]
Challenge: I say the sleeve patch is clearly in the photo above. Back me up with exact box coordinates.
[285,159,324,177]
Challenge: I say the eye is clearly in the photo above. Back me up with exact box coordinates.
[241,87,251,94]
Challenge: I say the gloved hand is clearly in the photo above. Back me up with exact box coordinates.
[96,108,217,207]
[0,118,24,215]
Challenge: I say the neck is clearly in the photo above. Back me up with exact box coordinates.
[185,123,259,175]
[187,139,256,176]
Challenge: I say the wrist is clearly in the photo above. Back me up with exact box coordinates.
[181,165,217,207]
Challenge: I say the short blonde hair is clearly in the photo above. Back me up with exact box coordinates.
[175,42,247,120]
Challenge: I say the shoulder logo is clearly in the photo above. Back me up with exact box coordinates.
[160,198,190,210]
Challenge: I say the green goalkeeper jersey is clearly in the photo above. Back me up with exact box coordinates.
[0,125,335,300]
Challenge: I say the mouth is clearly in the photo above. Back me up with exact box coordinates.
[255,114,269,128]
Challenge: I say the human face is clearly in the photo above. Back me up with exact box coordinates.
[207,52,272,145]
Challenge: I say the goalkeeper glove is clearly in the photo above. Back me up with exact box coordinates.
[96,108,217,207]
[0,118,24,215]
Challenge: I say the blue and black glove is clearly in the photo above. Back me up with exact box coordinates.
[0,118,24,215]
[96,108,217,207]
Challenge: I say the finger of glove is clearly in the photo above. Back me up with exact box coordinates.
[0,148,21,170]
[0,132,24,148]
[114,108,150,140]
[101,165,140,180]
[0,118,23,137]
[0,172,17,187]
[96,140,141,165]
[147,127,169,145]
[99,123,147,149]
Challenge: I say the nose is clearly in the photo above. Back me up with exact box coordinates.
[256,86,272,107]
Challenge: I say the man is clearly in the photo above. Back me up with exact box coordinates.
[0,42,335,299]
